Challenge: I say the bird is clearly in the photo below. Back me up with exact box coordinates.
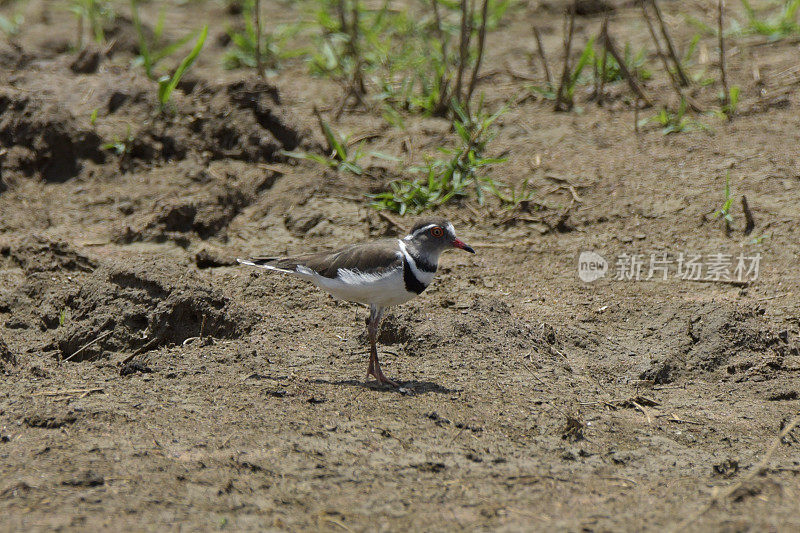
[237,217,475,386]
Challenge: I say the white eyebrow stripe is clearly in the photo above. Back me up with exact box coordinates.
[405,224,437,240]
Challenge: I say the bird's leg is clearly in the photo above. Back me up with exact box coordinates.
[365,306,378,377]
[365,305,397,387]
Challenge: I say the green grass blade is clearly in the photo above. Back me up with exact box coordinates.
[131,0,153,78]
[159,24,208,108]
[152,31,197,65]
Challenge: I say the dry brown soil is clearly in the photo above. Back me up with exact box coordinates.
[1,0,799,531]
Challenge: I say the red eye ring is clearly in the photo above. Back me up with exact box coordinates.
[430,227,444,238]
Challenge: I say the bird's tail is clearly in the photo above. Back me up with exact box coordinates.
[236,257,305,275]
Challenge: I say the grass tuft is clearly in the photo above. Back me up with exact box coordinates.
[282,107,398,175]
[69,0,114,47]
[306,0,511,117]
[740,0,800,41]
[222,0,302,73]
[0,12,23,37]
[369,99,508,215]
[638,99,708,135]
[714,171,734,224]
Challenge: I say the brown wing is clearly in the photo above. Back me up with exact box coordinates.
[246,240,402,279]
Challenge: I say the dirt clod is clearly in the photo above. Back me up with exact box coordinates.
[713,459,740,478]
[0,89,106,182]
[5,237,96,275]
[562,416,586,442]
[23,413,77,429]
[767,390,799,401]
[70,46,102,74]
[57,260,253,361]
[195,247,237,269]
[413,462,446,473]
[61,470,104,487]
[120,361,153,376]
[0,338,14,368]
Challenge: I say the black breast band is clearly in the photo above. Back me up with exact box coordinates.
[403,258,428,294]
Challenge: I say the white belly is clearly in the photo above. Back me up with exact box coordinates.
[307,266,420,307]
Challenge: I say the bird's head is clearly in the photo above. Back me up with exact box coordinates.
[403,217,475,259]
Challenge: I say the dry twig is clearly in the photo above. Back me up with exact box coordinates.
[718,0,731,117]
[430,0,450,111]
[254,0,265,79]
[33,388,104,398]
[630,400,653,424]
[312,106,331,153]
[741,195,755,234]
[601,21,652,107]
[640,1,690,107]
[377,210,404,232]
[532,26,552,86]
[454,0,472,104]
[466,0,490,108]
[597,18,608,103]
[555,2,577,111]
[650,0,690,86]
[349,0,365,95]
[63,330,113,362]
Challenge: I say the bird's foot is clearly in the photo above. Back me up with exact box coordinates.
[366,365,399,387]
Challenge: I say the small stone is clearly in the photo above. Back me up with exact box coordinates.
[70,46,102,74]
